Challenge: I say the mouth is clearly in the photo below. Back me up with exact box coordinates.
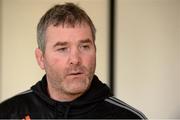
[67,72,84,76]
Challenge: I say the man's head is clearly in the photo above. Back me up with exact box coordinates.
[37,2,96,53]
[35,3,96,101]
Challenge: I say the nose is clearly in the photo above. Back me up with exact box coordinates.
[69,48,81,65]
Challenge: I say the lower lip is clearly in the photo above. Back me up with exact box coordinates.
[68,73,84,77]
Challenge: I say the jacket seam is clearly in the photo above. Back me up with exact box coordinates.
[105,97,146,119]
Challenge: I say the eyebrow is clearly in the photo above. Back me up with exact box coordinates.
[53,38,93,48]
[53,41,68,48]
[80,39,93,44]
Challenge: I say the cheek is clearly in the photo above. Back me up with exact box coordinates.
[45,55,67,71]
[83,54,96,68]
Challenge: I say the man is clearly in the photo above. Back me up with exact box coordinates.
[0,3,146,119]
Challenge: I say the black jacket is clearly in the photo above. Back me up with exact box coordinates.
[0,75,146,119]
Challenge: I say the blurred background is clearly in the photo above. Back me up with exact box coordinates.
[0,0,179,119]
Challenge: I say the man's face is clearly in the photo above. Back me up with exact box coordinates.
[36,23,96,96]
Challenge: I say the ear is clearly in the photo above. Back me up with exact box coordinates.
[35,48,45,70]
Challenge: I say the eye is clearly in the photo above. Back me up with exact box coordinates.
[80,44,90,50]
[83,45,90,49]
[57,47,68,52]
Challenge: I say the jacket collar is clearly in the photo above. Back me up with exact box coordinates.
[31,74,112,116]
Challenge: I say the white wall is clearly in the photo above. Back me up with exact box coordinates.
[0,0,109,101]
[116,0,180,118]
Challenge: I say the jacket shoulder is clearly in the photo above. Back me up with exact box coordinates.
[104,96,147,119]
[0,90,33,118]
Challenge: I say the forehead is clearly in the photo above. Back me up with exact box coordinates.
[45,23,93,42]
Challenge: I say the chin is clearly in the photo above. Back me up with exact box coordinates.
[64,79,91,95]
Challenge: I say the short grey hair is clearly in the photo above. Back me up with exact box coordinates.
[37,2,96,53]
